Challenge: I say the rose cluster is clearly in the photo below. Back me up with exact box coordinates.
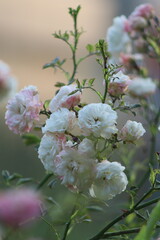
[37,84,146,200]
[5,75,146,201]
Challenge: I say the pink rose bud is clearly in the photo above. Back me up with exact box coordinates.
[49,85,81,112]
[120,120,146,143]
[129,16,147,30]
[108,71,130,97]
[5,85,42,135]
[0,188,42,228]
[131,4,155,19]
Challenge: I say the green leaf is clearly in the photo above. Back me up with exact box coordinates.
[43,57,59,69]
[68,90,79,96]
[76,79,81,89]
[43,99,51,110]
[54,82,66,88]
[149,164,155,186]
[86,44,95,53]
[17,178,33,185]
[147,37,160,56]
[22,134,40,146]
[134,201,160,240]
[2,170,10,180]
[2,170,22,182]
[88,78,95,87]
[45,197,60,207]
[87,206,103,212]
[7,173,22,181]
[82,79,87,87]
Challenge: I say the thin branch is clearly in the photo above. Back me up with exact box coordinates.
[36,173,53,190]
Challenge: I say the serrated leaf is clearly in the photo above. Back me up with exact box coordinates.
[22,134,40,146]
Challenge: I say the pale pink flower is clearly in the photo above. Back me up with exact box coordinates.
[120,120,146,142]
[129,16,147,31]
[130,4,155,19]
[5,86,42,134]
[108,70,131,97]
[49,85,81,112]
[38,133,65,172]
[0,188,42,228]
[0,60,17,101]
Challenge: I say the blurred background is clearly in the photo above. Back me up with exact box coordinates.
[0,0,159,239]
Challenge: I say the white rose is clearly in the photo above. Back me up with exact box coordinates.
[54,148,96,191]
[38,133,63,172]
[106,16,131,61]
[78,103,118,139]
[90,160,128,200]
[42,108,76,134]
[120,120,146,142]
[128,77,156,97]
[78,138,96,157]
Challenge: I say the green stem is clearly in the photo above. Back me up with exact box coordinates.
[77,52,99,66]
[102,227,140,238]
[68,11,78,85]
[41,216,60,240]
[102,224,160,239]
[36,173,53,190]
[98,41,108,103]
[83,86,103,101]
[62,205,77,240]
